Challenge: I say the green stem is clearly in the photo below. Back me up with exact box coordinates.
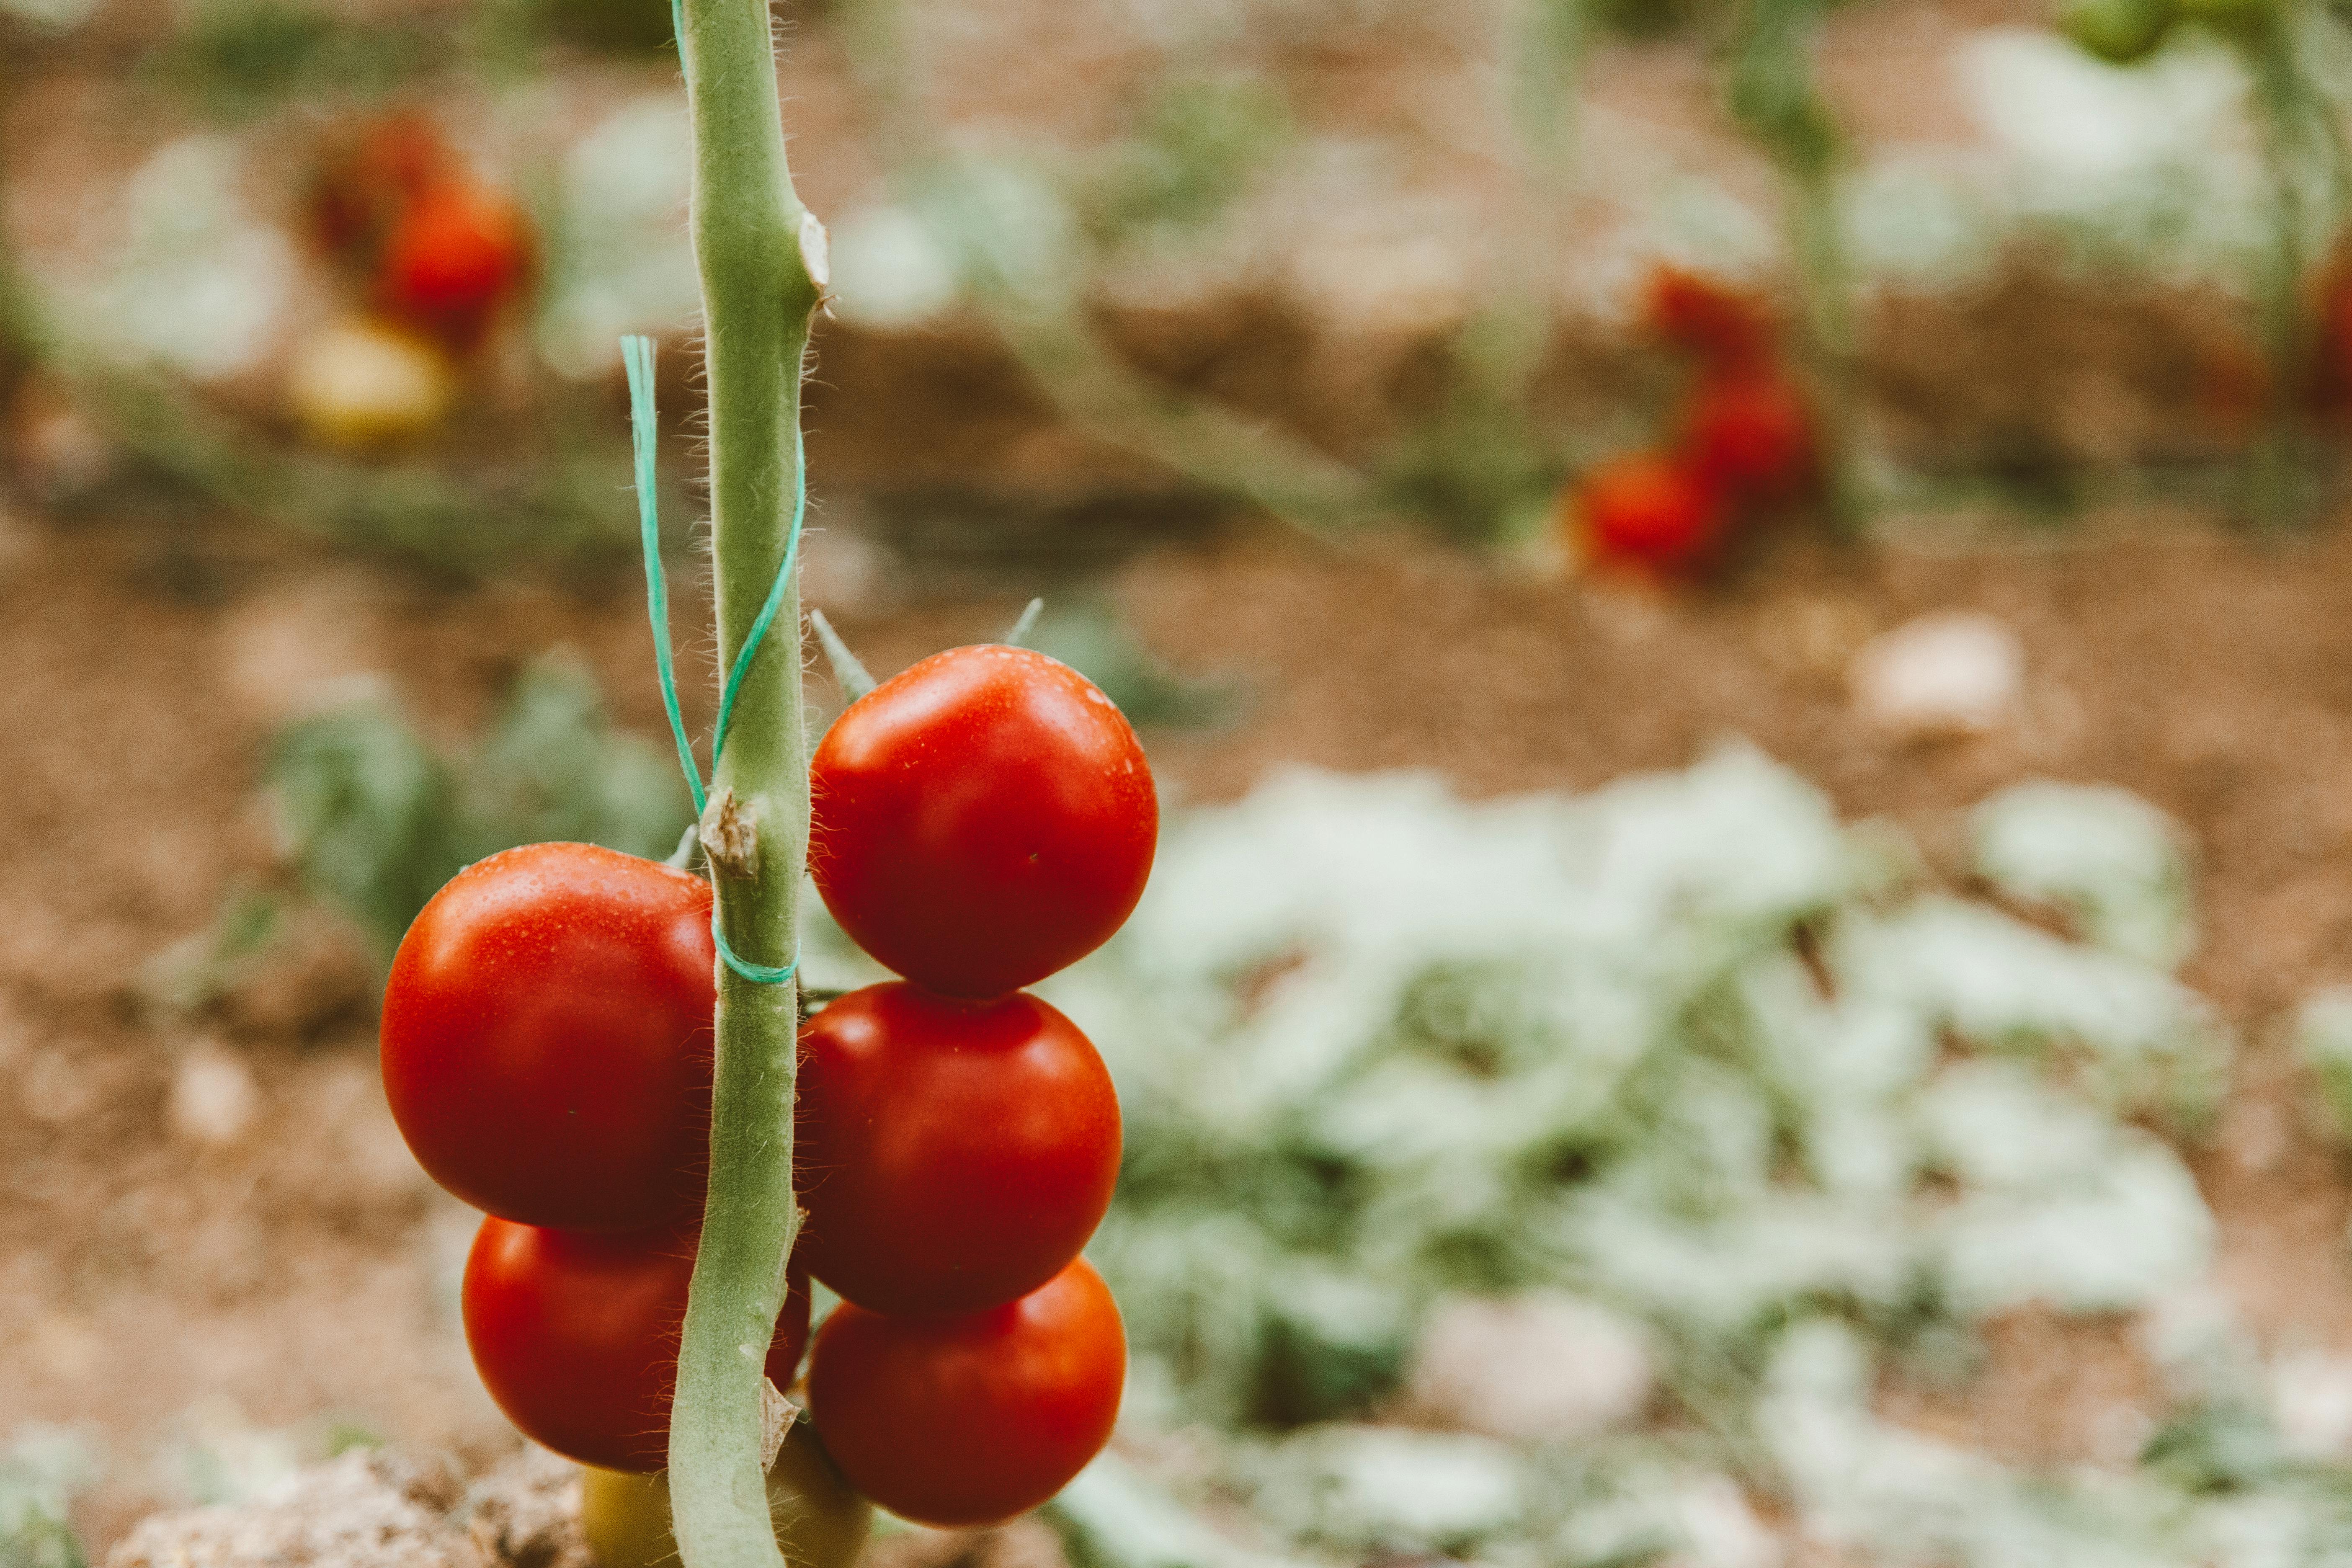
[1509,0,1585,191]
[669,5,823,1568]
[2244,11,2317,526]
[973,274,1370,530]
[1726,0,1868,536]
[0,29,37,410]
[1788,162,1867,535]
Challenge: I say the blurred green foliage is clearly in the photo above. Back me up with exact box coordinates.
[1081,77,1292,245]
[269,652,692,962]
[1023,601,1242,730]
[2297,985,2352,1142]
[529,0,675,53]
[149,0,685,116]
[155,0,440,116]
[1584,0,1713,39]
[89,375,642,576]
[7,0,2347,566]
[1378,314,1572,545]
[0,1431,93,1568]
[1723,0,1844,182]
[1019,754,2352,1566]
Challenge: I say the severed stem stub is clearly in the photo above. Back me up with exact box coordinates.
[698,788,760,881]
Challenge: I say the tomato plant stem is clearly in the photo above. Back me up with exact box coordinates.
[670,5,825,1568]
[0,35,40,407]
[2243,9,2321,527]
[1726,0,1867,536]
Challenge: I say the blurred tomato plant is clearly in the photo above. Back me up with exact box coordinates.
[2047,0,2352,521]
[1014,755,2283,1565]
[0,1431,95,1568]
[263,653,691,964]
[13,0,2352,564]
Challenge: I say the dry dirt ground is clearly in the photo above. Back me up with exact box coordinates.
[9,503,2352,1550]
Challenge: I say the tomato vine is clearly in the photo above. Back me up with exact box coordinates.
[667,4,826,1567]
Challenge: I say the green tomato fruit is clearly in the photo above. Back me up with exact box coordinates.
[579,1424,873,1568]
[2173,0,2276,34]
[2058,0,2176,62]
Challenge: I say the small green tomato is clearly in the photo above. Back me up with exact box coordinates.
[2058,0,2176,62]
[579,1424,873,1568]
[2172,0,2277,34]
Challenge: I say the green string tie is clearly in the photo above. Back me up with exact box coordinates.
[624,334,803,988]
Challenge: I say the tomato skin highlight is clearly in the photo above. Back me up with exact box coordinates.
[381,842,716,1232]
[1682,371,1816,501]
[462,1218,810,1474]
[810,645,1158,998]
[808,1259,1126,1528]
[1572,451,1728,577]
[797,983,1121,1316]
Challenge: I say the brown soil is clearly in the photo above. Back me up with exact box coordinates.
[7,501,2352,1547]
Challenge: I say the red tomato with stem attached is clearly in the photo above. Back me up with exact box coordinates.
[463,1217,810,1473]
[810,645,1157,998]
[377,179,531,350]
[1682,370,1816,501]
[381,842,715,1232]
[797,982,1121,1316]
[808,1258,1126,1527]
[1572,451,1728,577]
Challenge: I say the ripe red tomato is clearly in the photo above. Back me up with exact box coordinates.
[1572,451,1728,577]
[1682,371,1815,500]
[810,646,1158,998]
[377,180,531,349]
[807,1259,1126,1527]
[2316,268,2352,414]
[797,983,1120,1316]
[381,842,715,1232]
[463,1217,810,1473]
[1641,265,1773,370]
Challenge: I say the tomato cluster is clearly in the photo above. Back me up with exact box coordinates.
[378,643,1151,1532]
[289,114,533,450]
[381,842,766,1472]
[1566,265,1818,581]
[800,644,1150,1525]
[311,113,533,352]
